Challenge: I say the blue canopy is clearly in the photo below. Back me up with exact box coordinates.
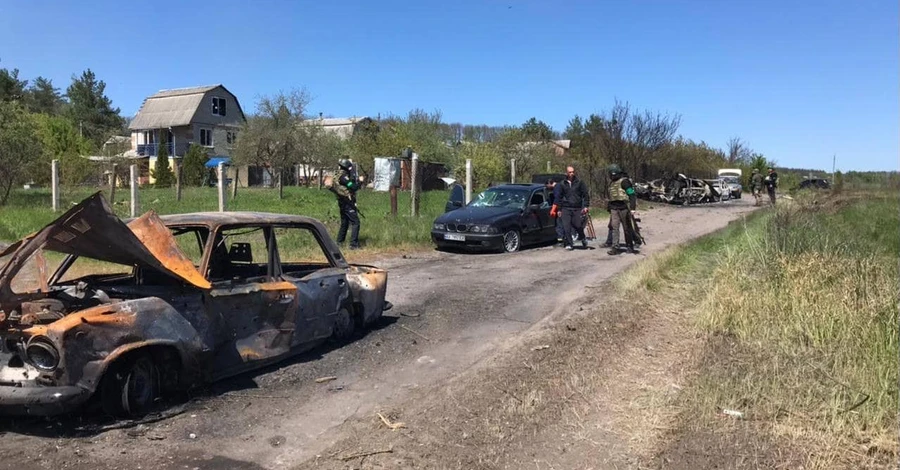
[205,156,231,168]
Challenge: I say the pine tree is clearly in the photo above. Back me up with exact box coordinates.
[152,138,174,187]
[182,143,209,186]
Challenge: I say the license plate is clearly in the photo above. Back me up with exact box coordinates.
[444,233,465,242]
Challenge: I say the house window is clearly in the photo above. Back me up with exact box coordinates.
[212,97,227,117]
[226,131,237,145]
[200,128,213,147]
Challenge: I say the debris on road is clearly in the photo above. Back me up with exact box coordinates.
[531,345,550,351]
[376,413,406,431]
[400,324,431,340]
[339,445,394,461]
[315,376,338,383]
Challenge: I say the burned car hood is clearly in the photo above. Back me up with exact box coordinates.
[0,192,210,308]
[435,206,519,226]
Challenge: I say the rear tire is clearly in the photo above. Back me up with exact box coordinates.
[101,353,160,417]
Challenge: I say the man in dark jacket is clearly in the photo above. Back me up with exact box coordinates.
[329,158,361,249]
[545,178,565,243]
[606,164,638,255]
[550,166,590,250]
[764,167,778,205]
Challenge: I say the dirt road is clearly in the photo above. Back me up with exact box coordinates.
[0,200,757,470]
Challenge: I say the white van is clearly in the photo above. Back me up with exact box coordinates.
[717,168,743,199]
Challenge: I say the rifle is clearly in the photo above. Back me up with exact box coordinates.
[628,211,646,245]
[583,212,596,240]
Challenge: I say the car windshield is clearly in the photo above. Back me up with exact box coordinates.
[722,176,740,184]
[470,188,530,209]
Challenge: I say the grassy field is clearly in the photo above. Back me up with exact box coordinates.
[617,189,899,468]
[0,186,453,253]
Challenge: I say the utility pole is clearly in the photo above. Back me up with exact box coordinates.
[832,154,836,182]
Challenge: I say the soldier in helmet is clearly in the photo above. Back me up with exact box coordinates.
[749,168,764,206]
[329,157,361,249]
[606,164,638,255]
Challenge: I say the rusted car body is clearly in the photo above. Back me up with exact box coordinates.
[0,193,389,416]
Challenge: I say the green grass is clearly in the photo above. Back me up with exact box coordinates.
[0,186,452,251]
[618,191,900,466]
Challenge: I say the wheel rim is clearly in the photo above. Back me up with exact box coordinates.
[333,307,354,340]
[122,357,157,415]
[503,231,520,252]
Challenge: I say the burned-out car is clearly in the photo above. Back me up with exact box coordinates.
[0,193,389,416]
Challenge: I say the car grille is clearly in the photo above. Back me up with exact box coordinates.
[447,224,468,232]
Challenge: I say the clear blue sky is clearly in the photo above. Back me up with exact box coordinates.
[1,0,896,171]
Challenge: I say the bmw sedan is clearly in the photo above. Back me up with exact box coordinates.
[431,184,558,253]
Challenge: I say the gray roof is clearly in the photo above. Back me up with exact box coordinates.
[128,84,240,130]
[148,85,219,98]
[313,117,370,127]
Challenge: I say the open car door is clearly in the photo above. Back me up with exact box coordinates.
[445,184,465,212]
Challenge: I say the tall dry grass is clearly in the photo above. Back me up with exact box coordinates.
[617,190,899,466]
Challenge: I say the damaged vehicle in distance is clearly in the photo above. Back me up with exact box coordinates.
[0,193,390,416]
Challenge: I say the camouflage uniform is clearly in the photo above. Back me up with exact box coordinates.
[750,170,764,206]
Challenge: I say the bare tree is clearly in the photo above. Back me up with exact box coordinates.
[565,100,680,192]
[232,88,313,199]
[726,136,753,164]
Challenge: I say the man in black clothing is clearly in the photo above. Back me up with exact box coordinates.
[764,167,778,205]
[550,166,590,251]
[330,158,361,249]
[545,178,565,243]
[606,164,638,255]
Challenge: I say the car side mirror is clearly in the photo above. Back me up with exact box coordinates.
[527,204,541,212]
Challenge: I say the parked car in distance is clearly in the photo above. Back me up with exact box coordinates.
[432,184,557,253]
[797,178,831,190]
[0,193,390,417]
[530,173,568,185]
[717,168,743,199]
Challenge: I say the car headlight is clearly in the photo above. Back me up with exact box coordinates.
[470,225,497,234]
[26,337,59,371]
[433,223,445,231]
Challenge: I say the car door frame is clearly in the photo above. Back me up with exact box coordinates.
[521,188,553,244]
[270,223,351,349]
[202,223,300,379]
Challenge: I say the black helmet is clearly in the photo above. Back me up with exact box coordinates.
[607,164,622,176]
[338,158,353,171]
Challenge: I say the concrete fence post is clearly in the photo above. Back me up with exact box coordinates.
[465,159,473,204]
[129,164,139,218]
[51,159,59,212]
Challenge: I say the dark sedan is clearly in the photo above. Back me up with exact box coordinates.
[431,184,557,253]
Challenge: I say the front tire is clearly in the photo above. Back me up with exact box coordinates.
[332,306,357,341]
[101,353,160,417]
[502,229,521,253]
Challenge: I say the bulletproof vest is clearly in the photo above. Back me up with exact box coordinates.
[608,177,629,202]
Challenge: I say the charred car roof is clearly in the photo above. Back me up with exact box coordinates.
[154,212,329,227]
